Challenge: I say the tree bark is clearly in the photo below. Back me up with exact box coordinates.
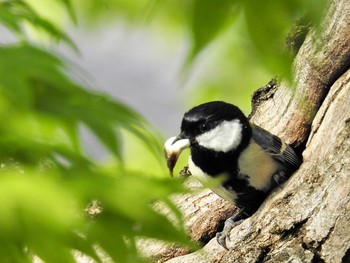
[146,0,350,262]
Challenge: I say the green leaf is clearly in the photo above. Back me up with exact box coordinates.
[242,0,326,79]
[69,234,102,263]
[0,171,90,261]
[188,0,240,61]
[0,2,23,35]
[242,0,296,79]
[0,0,76,49]
[0,113,88,165]
[87,220,133,263]
[294,0,327,27]
[58,0,77,24]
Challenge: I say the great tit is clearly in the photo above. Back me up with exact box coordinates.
[164,101,301,249]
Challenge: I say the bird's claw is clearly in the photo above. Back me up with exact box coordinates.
[216,218,244,250]
[216,231,229,250]
[272,170,287,189]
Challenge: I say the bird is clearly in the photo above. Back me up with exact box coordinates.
[164,101,301,249]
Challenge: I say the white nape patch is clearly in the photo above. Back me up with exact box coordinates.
[188,157,237,204]
[196,119,242,152]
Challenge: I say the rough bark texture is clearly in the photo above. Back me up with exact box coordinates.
[138,179,238,262]
[148,0,350,262]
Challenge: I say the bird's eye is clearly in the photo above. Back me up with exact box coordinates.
[200,123,208,132]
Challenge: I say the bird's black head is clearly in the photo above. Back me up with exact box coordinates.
[180,101,251,153]
[164,101,252,176]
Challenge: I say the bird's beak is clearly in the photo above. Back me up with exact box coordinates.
[164,133,191,176]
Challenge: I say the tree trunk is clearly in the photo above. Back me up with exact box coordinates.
[145,0,350,262]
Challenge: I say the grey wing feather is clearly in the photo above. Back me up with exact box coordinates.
[251,124,301,168]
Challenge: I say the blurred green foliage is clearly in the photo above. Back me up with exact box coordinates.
[0,1,191,262]
[0,0,325,262]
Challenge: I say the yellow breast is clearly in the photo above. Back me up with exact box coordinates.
[238,139,278,192]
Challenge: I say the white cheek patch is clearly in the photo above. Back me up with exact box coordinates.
[196,119,242,152]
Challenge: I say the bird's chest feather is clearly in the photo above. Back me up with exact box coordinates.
[237,140,278,192]
[188,140,278,204]
[188,157,238,204]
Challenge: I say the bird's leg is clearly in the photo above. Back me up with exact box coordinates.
[272,170,287,189]
[216,209,246,250]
